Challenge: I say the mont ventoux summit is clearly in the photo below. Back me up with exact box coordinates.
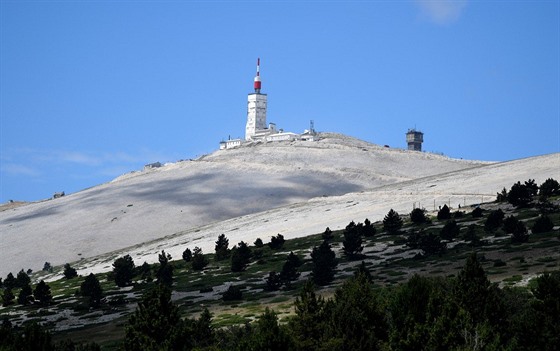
[0,59,558,278]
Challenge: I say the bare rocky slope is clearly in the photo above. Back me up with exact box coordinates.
[0,133,557,277]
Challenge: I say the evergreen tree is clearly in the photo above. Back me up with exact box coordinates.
[496,187,508,202]
[502,215,519,234]
[80,273,103,308]
[511,221,529,244]
[440,220,460,241]
[539,178,560,198]
[34,280,52,306]
[222,285,242,301]
[419,232,446,256]
[4,273,15,290]
[311,241,337,286]
[264,271,283,291]
[508,181,533,207]
[280,252,301,286]
[214,234,230,261]
[471,206,483,218]
[138,262,152,283]
[156,250,173,287]
[290,280,326,351]
[268,234,285,249]
[322,227,333,241]
[363,219,376,237]
[437,204,451,220]
[484,209,505,233]
[326,272,388,350]
[191,246,209,271]
[410,208,427,224]
[383,209,403,235]
[342,221,363,259]
[42,262,53,272]
[113,255,136,287]
[454,252,491,324]
[254,238,264,247]
[231,241,252,272]
[182,247,192,262]
[124,285,182,350]
[2,288,15,307]
[17,283,33,305]
[532,214,554,233]
[63,263,78,279]
[250,308,293,351]
[463,224,480,246]
[15,269,31,289]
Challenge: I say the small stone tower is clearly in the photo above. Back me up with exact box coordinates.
[406,129,424,151]
[245,58,268,140]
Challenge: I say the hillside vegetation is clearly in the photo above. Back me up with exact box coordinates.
[1,178,558,350]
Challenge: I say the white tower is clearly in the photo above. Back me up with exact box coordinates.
[245,58,268,140]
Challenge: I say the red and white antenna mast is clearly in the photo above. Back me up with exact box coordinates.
[254,58,262,93]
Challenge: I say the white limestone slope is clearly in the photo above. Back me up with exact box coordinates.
[0,134,556,277]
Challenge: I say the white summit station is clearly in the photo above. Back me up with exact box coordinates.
[220,58,315,150]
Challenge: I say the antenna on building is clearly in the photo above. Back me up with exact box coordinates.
[254,58,261,93]
[310,120,315,134]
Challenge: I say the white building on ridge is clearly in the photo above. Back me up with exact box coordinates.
[220,58,316,149]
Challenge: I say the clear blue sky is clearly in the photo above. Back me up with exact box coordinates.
[1,1,559,203]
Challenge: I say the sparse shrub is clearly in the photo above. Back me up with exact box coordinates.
[503,215,520,234]
[437,204,451,220]
[63,263,78,279]
[493,259,506,267]
[383,209,403,235]
[485,209,505,233]
[222,285,242,301]
[410,208,427,224]
[511,221,529,244]
[532,215,554,234]
[471,207,484,218]
[440,220,460,241]
[453,211,464,218]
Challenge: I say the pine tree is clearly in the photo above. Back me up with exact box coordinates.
[231,241,252,272]
[532,214,554,234]
[539,178,560,198]
[2,288,15,307]
[290,280,326,350]
[191,246,209,271]
[322,227,333,241]
[311,240,337,286]
[17,283,33,305]
[342,221,363,259]
[63,263,78,279]
[15,269,31,289]
[156,250,173,287]
[511,221,529,244]
[264,271,283,291]
[455,252,490,324]
[437,204,451,220]
[214,234,230,261]
[383,209,403,235]
[440,220,460,241]
[124,285,182,350]
[280,252,302,287]
[4,273,15,290]
[269,234,285,250]
[80,273,103,308]
[363,219,376,237]
[113,255,136,287]
[182,248,192,262]
[250,308,293,351]
[410,208,428,224]
[34,280,53,306]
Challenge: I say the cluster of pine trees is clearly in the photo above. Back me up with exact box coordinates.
[123,254,560,350]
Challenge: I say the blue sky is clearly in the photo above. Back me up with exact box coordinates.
[1,1,559,202]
